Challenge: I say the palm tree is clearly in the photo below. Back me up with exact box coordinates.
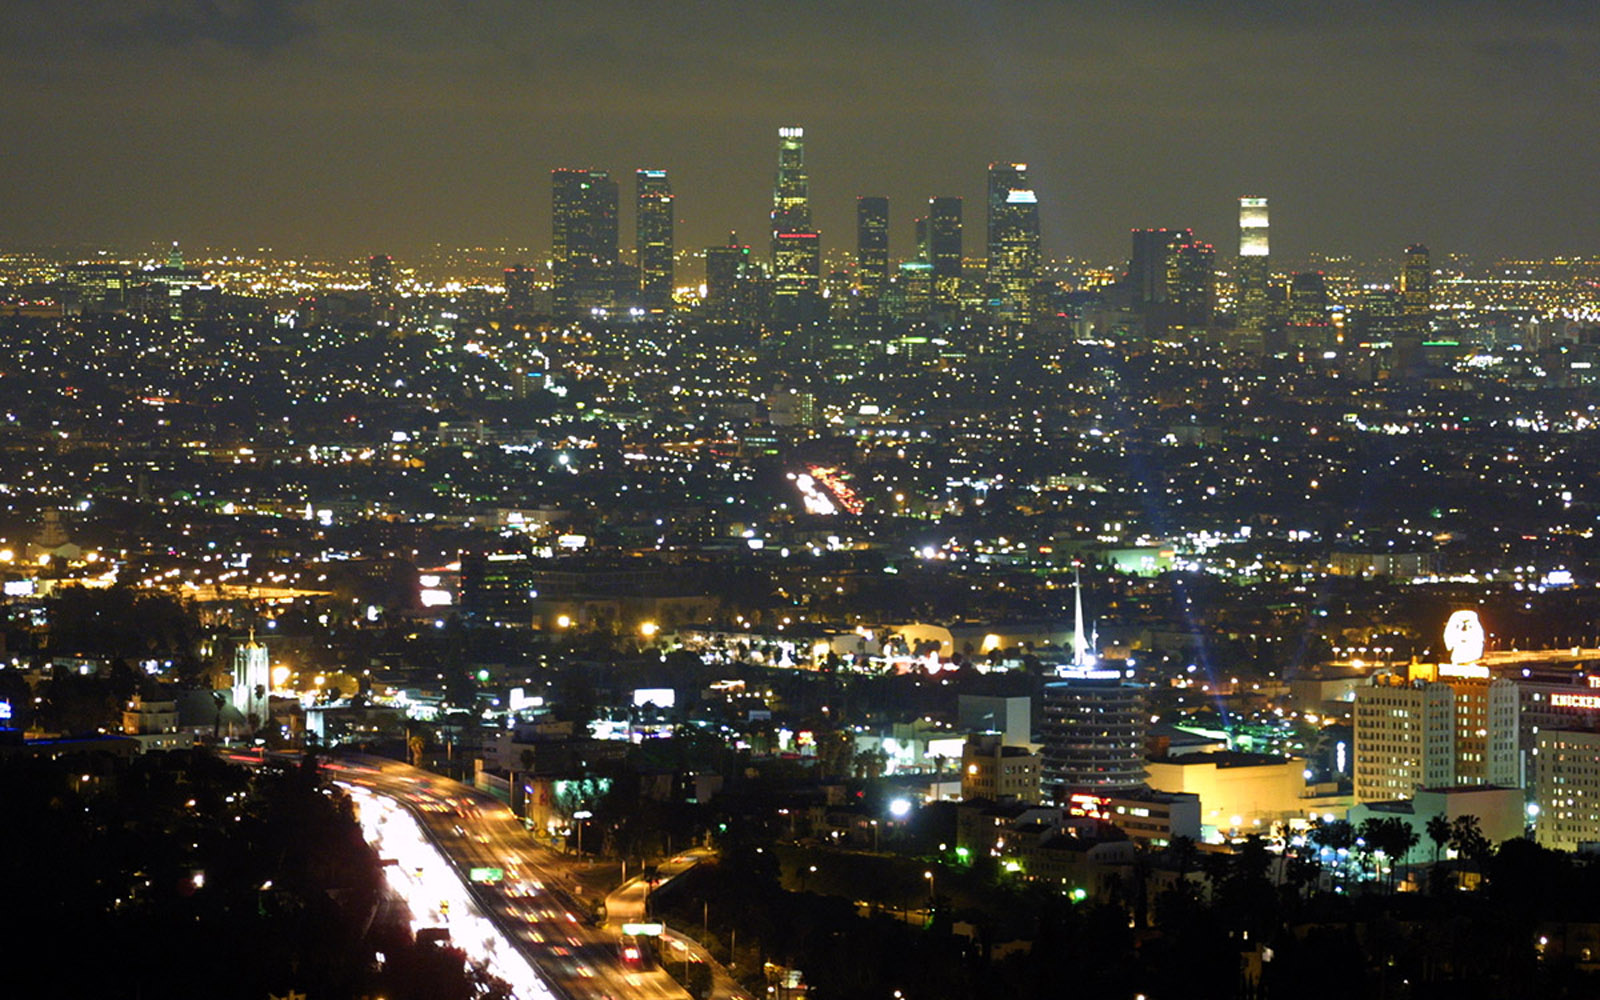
[1387,817,1420,891]
[1425,814,1452,865]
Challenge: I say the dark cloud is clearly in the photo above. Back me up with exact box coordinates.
[70,0,316,56]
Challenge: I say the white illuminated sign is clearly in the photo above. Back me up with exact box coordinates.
[1551,693,1600,710]
[1443,610,1485,665]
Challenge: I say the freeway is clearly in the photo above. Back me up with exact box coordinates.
[227,749,691,1000]
[605,858,753,1000]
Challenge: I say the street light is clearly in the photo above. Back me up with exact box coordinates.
[923,869,935,913]
[573,809,593,858]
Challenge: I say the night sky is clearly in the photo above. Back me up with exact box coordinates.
[2,0,1596,263]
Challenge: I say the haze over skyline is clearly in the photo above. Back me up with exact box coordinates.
[2,0,1596,262]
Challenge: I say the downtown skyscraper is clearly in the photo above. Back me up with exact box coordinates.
[551,168,619,318]
[926,196,963,308]
[635,169,674,313]
[855,196,890,304]
[1236,197,1270,337]
[1400,243,1432,332]
[770,126,820,326]
[985,162,1040,325]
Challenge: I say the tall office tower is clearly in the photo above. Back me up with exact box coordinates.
[1399,243,1431,330]
[367,254,395,296]
[1167,235,1215,331]
[986,162,1041,324]
[770,126,820,325]
[551,168,620,318]
[1129,228,1181,306]
[635,169,674,313]
[504,264,538,314]
[368,254,396,324]
[705,233,755,322]
[1040,668,1147,802]
[855,196,890,301]
[1236,197,1270,333]
[914,216,930,262]
[927,196,963,307]
[1353,675,1455,803]
[1287,271,1329,323]
[1129,228,1214,333]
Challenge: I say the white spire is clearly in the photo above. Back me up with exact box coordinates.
[1072,563,1090,668]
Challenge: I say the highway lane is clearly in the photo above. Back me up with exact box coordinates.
[325,752,691,1000]
[225,749,690,1000]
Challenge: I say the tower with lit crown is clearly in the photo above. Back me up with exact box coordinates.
[770,126,820,326]
[635,169,674,313]
[1236,197,1270,336]
[986,162,1040,325]
[1042,577,1146,801]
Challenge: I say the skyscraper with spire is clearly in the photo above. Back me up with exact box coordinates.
[1072,563,1090,668]
[1041,567,1147,800]
[771,126,820,326]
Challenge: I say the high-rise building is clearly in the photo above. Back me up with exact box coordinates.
[1167,235,1215,331]
[1040,668,1147,801]
[927,196,963,307]
[1534,729,1600,852]
[1353,675,1455,802]
[986,162,1040,325]
[705,233,756,322]
[771,126,820,326]
[1129,228,1214,334]
[367,254,395,296]
[504,264,538,315]
[1400,243,1432,330]
[855,196,889,302]
[1129,228,1181,307]
[1236,197,1270,335]
[368,254,396,324]
[635,169,674,313]
[1287,271,1328,323]
[551,168,619,318]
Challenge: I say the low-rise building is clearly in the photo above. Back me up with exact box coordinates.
[121,695,193,753]
[1146,750,1314,836]
[961,733,1041,804]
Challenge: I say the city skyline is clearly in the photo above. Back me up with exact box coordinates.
[1,1,1596,261]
